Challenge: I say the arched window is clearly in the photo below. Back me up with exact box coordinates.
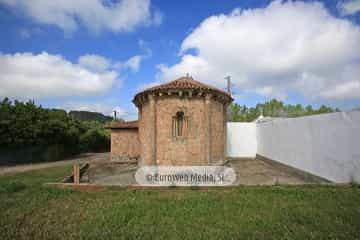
[172,111,188,138]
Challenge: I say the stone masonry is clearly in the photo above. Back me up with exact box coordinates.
[107,121,140,161]
[109,76,233,166]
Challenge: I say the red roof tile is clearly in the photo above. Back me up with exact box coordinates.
[133,76,232,104]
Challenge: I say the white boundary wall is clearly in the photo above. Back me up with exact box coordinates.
[257,111,360,183]
[227,122,257,158]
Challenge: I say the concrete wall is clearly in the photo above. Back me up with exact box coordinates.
[257,111,360,183]
[226,122,257,158]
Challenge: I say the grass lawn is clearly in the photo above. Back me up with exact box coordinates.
[0,166,360,240]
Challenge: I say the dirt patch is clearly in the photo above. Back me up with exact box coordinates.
[0,152,109,176]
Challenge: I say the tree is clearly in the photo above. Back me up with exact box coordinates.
[229,99,338,122]
[0,98,111,164]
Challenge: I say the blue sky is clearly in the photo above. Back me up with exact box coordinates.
[1,0,360,120]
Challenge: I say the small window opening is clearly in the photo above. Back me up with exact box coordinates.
[172,111,188,138]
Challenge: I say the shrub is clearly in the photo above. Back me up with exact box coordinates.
[80,128,110,152]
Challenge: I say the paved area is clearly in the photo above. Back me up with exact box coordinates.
[82,157,325,186]
[0,152,109,176]
[2,153,324,185]
[228,158,319,185]
[82,161,137,186]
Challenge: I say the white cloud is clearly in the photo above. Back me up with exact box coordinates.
[158,0,360,101]
[137,80,162,91]
[0,0,161,33]
[79,54,111,72]
[62,101,128,118]
[338,0,360,15]
[115,40,152,72]
[123,55,143,73]
[0,40,152,99]
[0,52,119,98]
[0,40,151,98]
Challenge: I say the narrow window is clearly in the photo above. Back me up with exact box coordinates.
[172,111,188,138]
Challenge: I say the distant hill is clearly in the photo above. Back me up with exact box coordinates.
[69,110,114,123]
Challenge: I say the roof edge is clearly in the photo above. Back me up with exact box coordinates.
[133,76,233,106]
[105,120,138,129]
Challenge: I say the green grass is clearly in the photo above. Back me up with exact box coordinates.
[1,166,360,240]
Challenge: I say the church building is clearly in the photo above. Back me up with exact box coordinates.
[107,76,233,166]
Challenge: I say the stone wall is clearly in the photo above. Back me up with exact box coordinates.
[138,98,155,166]
[111,129,140,161]
[210,99,226,164]
[138,94,227,166]
[156,96,206,165]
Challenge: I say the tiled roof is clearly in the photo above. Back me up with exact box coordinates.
[134,76,232,103]
[105,120,138,129]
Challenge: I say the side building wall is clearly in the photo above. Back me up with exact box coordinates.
[111,129,140,161]
[257,111,360,183]
[226,122,257,158]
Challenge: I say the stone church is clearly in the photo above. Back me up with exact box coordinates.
[107,76,233,166]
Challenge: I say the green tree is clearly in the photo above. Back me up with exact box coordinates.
[0,98,111,165]
[229,99,338,122]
